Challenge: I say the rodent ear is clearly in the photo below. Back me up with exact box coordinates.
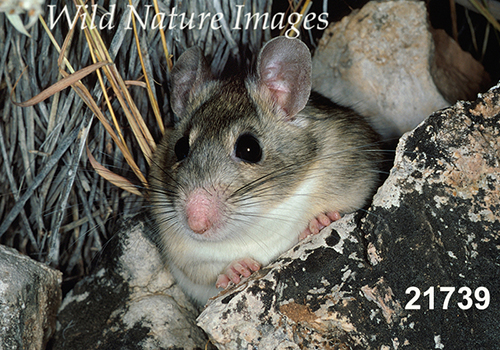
[257,37,312,118]
[170,46,213,117]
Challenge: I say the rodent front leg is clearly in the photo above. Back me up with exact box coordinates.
[215,211,341,289]
[299,211,341,240]
[216,257,261,289]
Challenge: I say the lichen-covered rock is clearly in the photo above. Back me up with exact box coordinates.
[51,217,209,350]
[0,245,61,350]
[197,82,500,349]
[311,0,489,140]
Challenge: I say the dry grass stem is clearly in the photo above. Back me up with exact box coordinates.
[0,0,272,280]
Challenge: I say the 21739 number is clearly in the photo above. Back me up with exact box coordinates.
[405,286,490,310]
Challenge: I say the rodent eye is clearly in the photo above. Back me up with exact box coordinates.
[174,136,190,161]
[235,133,262,163]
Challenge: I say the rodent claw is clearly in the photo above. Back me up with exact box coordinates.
[215,274,231,289]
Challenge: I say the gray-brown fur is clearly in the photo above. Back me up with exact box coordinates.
[147,37,381,306]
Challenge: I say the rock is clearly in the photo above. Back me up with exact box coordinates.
[51,217,210,350]
[430,28,491,103]
[0,245,62,350]
[311,0,489,140]
[197,81,500,349]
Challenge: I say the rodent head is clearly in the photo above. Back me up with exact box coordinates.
[149,37,317,241]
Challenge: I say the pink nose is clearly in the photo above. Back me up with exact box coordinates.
[185,189,221,234]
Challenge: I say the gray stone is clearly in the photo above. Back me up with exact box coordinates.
[197,81,500,349]
[0,245,61,350]
[311,0,489,140]
[51,217,209,350]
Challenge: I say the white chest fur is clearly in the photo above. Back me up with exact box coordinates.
[162,174,320,304]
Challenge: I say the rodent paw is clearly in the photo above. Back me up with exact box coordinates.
[216,258,261,289]
[300,211,341,240]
